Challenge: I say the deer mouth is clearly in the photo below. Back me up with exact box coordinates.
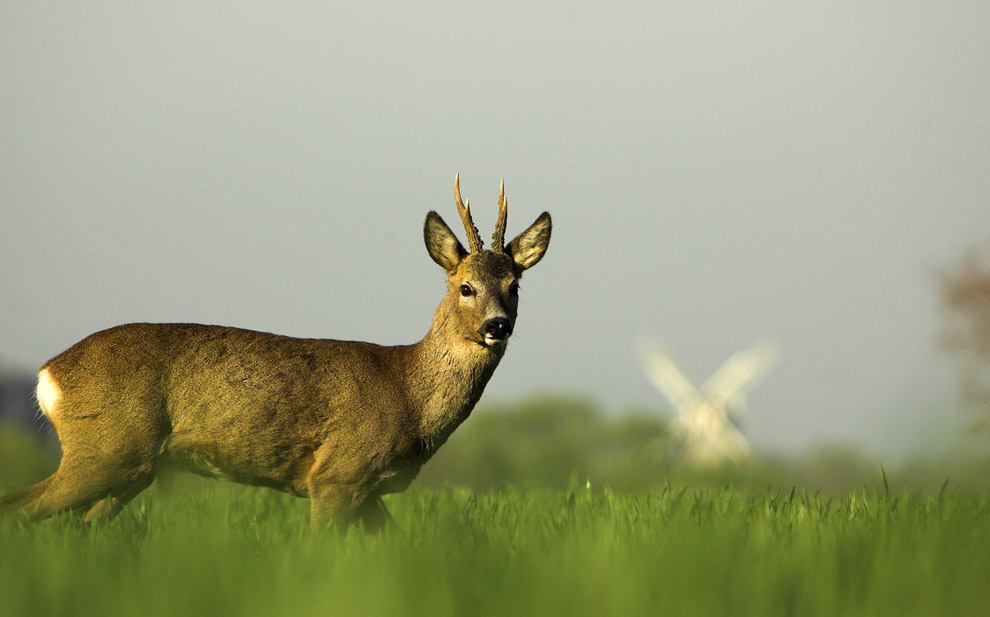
[461,331,509,350]
[482,333,510,348]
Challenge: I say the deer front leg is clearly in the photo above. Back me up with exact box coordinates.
[354,494,395,533]
[307,483,357,532]
[305,443,393,532]
[307,485,395,533]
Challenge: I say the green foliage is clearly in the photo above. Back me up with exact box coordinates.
[418,396,990,496]
[419,394,667,490]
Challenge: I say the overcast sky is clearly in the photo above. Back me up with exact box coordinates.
[2,2,988,457]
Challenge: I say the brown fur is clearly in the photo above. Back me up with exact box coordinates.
[1,180,552,530]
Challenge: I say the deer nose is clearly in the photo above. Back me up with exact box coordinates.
[480,317,513,341]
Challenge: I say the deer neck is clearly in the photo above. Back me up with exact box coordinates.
[404,304,506,450]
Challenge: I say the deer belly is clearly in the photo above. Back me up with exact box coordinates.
[163,434,315,497]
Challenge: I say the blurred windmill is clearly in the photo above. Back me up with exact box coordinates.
[638,338,778,466]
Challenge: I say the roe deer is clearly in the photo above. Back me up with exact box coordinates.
[0,175,551,530]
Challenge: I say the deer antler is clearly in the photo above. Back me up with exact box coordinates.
[492,179,508,253]
[454,173,484,253]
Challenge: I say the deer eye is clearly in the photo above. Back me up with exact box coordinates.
[460,284,473,297]
[508,282,520,296]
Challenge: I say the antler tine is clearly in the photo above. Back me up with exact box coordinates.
[454,173,483,253]
[492,178,508,253]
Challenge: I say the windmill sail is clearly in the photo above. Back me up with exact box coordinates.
[639,338,777,466]
[701,342,779,410]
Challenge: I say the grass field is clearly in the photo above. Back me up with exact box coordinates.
[2,407,990,617]
[2,471,989,617]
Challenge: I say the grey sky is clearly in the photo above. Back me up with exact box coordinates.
[2,2,988,457]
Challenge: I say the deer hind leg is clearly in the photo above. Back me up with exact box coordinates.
[0,476,56,518]
[80,473,156,522]
[1,369,164,521]
[3,451,158,522]
[0,464,122,521]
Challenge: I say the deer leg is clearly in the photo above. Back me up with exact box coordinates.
[305,443,369,532]
[80,474,156,522]
[307,483,356,532]
[2,453,157,522]
[2,465,106,521]
[354,494,395,533]
[0,476,55,519]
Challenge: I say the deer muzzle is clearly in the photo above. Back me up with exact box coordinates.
[479,317,513,344]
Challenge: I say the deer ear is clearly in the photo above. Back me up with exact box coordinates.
[507,212,552,272]
[424,211,467,271]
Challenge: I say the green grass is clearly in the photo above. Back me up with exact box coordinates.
[2,475,989,617]
[2,412,989,617]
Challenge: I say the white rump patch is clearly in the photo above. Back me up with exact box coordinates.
[36,368,62,420]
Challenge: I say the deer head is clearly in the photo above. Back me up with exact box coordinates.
[424,174,552,350]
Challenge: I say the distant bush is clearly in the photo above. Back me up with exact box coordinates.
[419,395,990,496]
[419,394,683,491]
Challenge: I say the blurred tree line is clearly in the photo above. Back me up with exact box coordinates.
[418,395,668,491]
[416,395,913,495]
